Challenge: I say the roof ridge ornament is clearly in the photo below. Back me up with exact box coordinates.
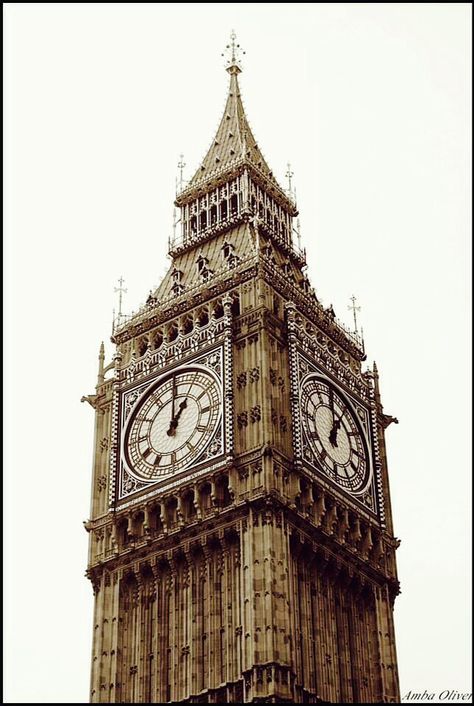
[222,30,245,75]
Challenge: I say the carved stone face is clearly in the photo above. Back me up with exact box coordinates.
[123,367,221,480]
[301,375,371,494]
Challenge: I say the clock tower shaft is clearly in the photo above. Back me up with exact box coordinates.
[84,35,400,703]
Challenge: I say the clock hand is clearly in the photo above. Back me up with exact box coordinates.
[171,375,176,421]
[329,387,335,425]
[329,407,344,447]
[174,398,187,422]
[329,422,339,447]
[167,398,188,436]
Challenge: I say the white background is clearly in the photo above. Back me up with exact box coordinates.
[4,4,471,703]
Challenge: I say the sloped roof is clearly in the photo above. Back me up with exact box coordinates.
[188,67,277,188]
[153,223,254,301]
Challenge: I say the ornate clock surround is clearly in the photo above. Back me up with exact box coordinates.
[295,346,382,519]
[113,345,229,505]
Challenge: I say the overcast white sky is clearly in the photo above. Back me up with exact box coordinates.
[4,4,472,703]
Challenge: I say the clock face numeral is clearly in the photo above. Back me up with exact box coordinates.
[300,375,371,494]
[123,367,222,481]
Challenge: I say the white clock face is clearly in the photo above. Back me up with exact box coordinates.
[301,375,371,494]
[123,367,221,481]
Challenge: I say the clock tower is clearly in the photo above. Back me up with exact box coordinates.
[84,34,401,703]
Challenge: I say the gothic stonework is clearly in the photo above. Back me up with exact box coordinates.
[84,34,400,704]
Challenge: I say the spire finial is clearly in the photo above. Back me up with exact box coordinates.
[114,276,127,321]
[177,154,186,192]
[348,294,361,333]
[222,30,245,74]
[285,163,294,193]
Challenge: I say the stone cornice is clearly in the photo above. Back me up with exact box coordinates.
[112,258,258,345]
[260,256,366,361]
[87,489,399,590]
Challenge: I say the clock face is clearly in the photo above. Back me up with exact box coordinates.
[301,375,371,494]
[123,367,221,481]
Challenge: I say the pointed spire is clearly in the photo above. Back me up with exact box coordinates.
[183,32,277,192]
[372,361,381,403]
[97,341,105,384]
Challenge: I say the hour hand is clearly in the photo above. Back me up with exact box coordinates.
[175,398,187,422]
[329,417,341,447]
[167,398,187,436]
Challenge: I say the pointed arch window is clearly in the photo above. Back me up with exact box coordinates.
[196,254,213,283]
[196,255,209,274]
[171,268,185,296]
[230,193,238,215]
[222,240,240,269]
[221,241,234,260]
[220,200,228,221]
[282,261,295,282]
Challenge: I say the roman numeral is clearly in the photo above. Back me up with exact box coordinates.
[196,424,207,432]
[309,431,320,440]
[201,405,211,413]
[197,383,212,399]
[138,435,147,443]
[154,454,161,466]
[186,442,195,452]
[171,452,176,465]
[143,448,152,459]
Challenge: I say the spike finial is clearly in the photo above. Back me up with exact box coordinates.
[177,154,186,192]
[348,294,361,333]
[114,276,127,321]
[286,163,294,193]
[222,30,245,74]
